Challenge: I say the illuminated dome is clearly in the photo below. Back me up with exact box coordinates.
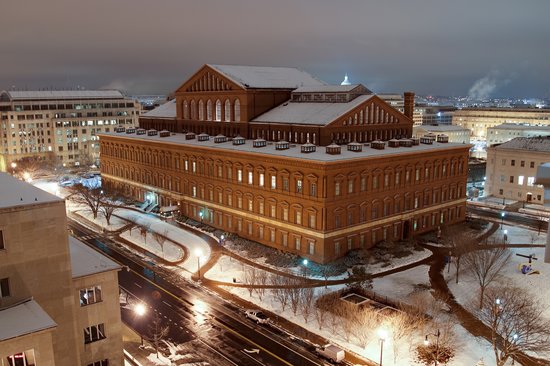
[340,74,351,85]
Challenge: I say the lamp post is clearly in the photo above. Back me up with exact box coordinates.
[195,248,203,279]
[220,234,225,245]
[10,162,16,176]
[424,329,441,366]
[500,212,506,229]
[302,259,308,278]
[134,303,147,347]
[378,328,388,366]
[199,210,204,223]
[503,229,508,247]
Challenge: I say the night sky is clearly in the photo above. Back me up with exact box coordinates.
[2,0,549,98]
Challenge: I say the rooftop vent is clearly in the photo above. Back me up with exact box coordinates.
[147,129,158,136]
[136,128,146,135]
[275,140,290,150]
[214,134,227,143]
[347,141,363,152]
[399,139,413,147]
[411,137,420,145]
[388,139,400,148]
[436,134,449,143]
[253,138,267,148]
[197,133,209,141]
[371,141,386,150]
[326,143,341,155]
[185,132,196,140]
[126,127,136,134]
[233,136,245,145]
[115,126,125,133]
[301,142,316,153]
[159,130,170,137]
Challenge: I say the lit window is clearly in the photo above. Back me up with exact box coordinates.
[215,100,222,121]
[528,177,535,186]
[518,176,524,185]
[237,169,242,183]
[79,286,102,306]
[259,173,264,187]
[296,179,303,193]
[248,171,253,185]
[335,182,341,196]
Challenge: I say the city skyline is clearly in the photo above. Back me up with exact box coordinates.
[2,0,550,98]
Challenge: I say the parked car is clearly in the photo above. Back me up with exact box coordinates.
[315,344,345,363]
[244,310,269,324]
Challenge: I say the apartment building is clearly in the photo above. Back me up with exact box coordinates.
[0,90,140,171]
[0,173,122,366]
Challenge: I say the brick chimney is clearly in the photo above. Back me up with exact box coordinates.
[403,92,415,120]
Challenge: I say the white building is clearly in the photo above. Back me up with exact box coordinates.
[413,125,470,144]
[485,137,550,204]
[0,90,140,171]
[487,123,550,145]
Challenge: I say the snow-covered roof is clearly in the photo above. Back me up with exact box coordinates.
[495,137,550,152]
[415,125,469,132]
[0,173,62,210]
[489,123,550,131]
[207,64,325,89]
[293,84,365,93]
[2,90,125,101]
[69,236,121,278]
[101,131,469,163]
[252,95,374,126]
[142,99,177,119]
[0,300,57,341]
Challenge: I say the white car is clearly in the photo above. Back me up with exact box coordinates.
[245,310,269,324]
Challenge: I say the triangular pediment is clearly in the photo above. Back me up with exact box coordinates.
[175,65,246,93]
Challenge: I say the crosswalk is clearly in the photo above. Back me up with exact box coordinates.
[75,234,101,241]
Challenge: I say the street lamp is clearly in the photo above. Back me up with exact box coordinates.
[424,329,441,366]
[195,248,203,279]
[500,212,506,229]
[220,234,225,245]
[134,303,147,347]
[378,327,388,366]
[503,229,508,247]
[199,210,204,223]
[10,162,16,176]
[23,172,32,183]
[302,259,308,278]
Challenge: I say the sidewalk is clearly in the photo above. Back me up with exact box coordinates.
[123,324,167,366]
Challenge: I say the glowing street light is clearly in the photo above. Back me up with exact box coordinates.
[220,234,225,245]
[500,212,506,228]
[378,327,388,366]
[199,210,204,223]
[10,162,16,175]
[424,329,441,366]
[134,303,147,347]
[195,248,203,279]
[23,172,32,183]
[302,259,309,278]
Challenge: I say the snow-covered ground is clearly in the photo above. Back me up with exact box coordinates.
[74,209,128,230]
[120,228,185,263]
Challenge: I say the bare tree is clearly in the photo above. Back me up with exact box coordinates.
[314,290,331,330]
[148,312,170,358]
[270,274,290,311]
[320,265,341,289]
[390,312,418,363]
[351,307,379,348]
[414,320,458,366]
[140,222,151,245]
[442,226,477,284]
[68,183,102,219]
[338,302,355,342]
[152,228,169,257]
[348,266,373,290]
[463,246,511,309]
[254,270,269,301]
[243,267,258,297]
[300,287,315,323]
[288,279,302,316]
[476,286,550,366]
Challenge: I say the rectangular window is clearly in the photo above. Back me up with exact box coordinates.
[84,323,106,344]
[248,171,253,185]
[530,161,535,168]
[335,182,341,196]
[283,208,288,221]
[227,167,232,180]
[237,169,242,183]
[270,205,276,218]
[259,201,264,215]
[237,196,242,209]
[309,214,316,229]
[501,159,506,165]
[296,211,302,225]
[395,172,400,185]
[348,180,354,194]
[309,241,315,255]
[384,174,389,187]
[283,178,289,191]
[295,237,301,250]
[511,160,515,166]
[259,173,264,187]
[248,199,253,211]
[271,176,276,189]
[248,222,252,235]
[227,194,232,206]
[296,179,303,193]
[310,183,317,197]
[518,176,524,185]
[270,229,275,242]
[335,242,341,256]
[521,161,525,167]
[415,169,420,181]
[282,233,288,247]
[192,161,196,173]
[0,278,10,298]
[218,166,222,178]
[347,238,352,250]
[79,286,102,306]
[87,359,109,366]
[509,176,514,183]
[372,176,378,189]
[0,229,4,250]
[528,177,535,186]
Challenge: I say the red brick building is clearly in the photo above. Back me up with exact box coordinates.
[101,64,468,263]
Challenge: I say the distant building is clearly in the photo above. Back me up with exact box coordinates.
[0,173,123,365]
[102,63,469,263]
[485,137,550,204]
[487,123,550,145]
[453,108,550,142]
[413,125,470,144]
[419,106,456,125]
[0,90,140,171]
[378,94,424,126]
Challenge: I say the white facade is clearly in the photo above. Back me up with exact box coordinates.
[413,125,470,144]
[487,123,550,145]
[0,91,140,170]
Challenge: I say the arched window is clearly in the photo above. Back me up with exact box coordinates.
[183,100,189,119]
[224,99,231,122]
[234,99,241,122]
[198,100,204,120]
[190,100,196,119]
[206,100,212,120]
[215,99,222,121]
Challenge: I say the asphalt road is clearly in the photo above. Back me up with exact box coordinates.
[68,218,340,366]
[467,204,548,233]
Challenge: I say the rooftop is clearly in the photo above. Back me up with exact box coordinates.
[1,90,125,101]
[0,173,62,210]
[0,300,57,341]
[207,64,325,89]
[415,125,469,132]
[252,94,374,126]
[101,131,469,163]
[293,84,369,93]
[142,99,177,119]
[495,136,550,152]
[70,236,121,278]
[489,123,550,131]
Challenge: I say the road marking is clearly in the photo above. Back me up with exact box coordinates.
[162,300,172,308]
[240,350,266,365]
[134,282,142,288]
[198,339,239,366]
